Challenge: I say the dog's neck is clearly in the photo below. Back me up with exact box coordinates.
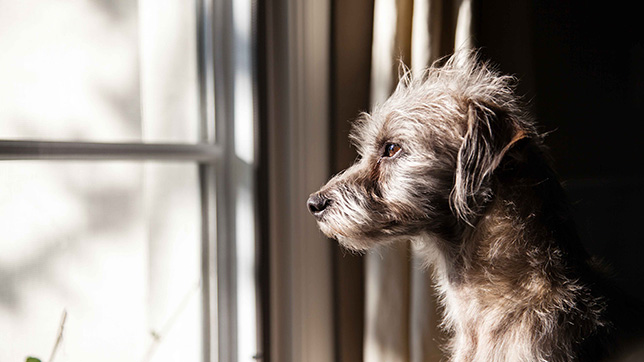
[418,170,608,361]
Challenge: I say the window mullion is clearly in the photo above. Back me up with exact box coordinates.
[0,140,220,163]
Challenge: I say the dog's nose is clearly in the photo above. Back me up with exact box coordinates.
[307,193,330,216]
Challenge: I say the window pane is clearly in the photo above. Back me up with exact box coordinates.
[0,161,203,362]
[0,1,199,143]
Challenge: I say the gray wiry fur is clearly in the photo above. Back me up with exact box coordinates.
[308,52,644,361]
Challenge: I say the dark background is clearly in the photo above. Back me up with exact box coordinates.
[476,0,644,300]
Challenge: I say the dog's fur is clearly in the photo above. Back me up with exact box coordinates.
[307,53,644,361]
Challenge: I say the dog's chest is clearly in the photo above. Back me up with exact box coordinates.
[442,286,539,362]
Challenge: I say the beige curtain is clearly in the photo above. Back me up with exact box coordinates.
[364,0,473,361]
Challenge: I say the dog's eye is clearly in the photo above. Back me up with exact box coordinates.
[383,143,402,158]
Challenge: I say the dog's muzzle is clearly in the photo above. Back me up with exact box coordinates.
[307,193,331,219]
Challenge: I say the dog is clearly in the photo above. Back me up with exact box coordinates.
[307,52,644,361]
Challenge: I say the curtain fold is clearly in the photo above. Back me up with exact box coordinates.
[364,1,473,361]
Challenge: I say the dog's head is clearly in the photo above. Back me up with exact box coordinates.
[308,53,536,251]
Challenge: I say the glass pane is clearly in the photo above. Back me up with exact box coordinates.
[0,161,203,362]
[0,1,199,143]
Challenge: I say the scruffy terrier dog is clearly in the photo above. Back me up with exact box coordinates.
[307,53,644,361]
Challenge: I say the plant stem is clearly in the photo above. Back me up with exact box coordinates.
[49,309,67,362]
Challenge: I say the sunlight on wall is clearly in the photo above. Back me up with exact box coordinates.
[139,0,199,143]
[0,0,141,142]
[143,163,203,362]
[0,0,199,143]
[0,164,147,361]
[0,162,202,362]
[0,1,205,361]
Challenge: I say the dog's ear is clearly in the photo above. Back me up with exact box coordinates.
[450,102,526,223]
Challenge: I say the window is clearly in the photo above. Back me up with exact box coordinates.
[0,0,258,361]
